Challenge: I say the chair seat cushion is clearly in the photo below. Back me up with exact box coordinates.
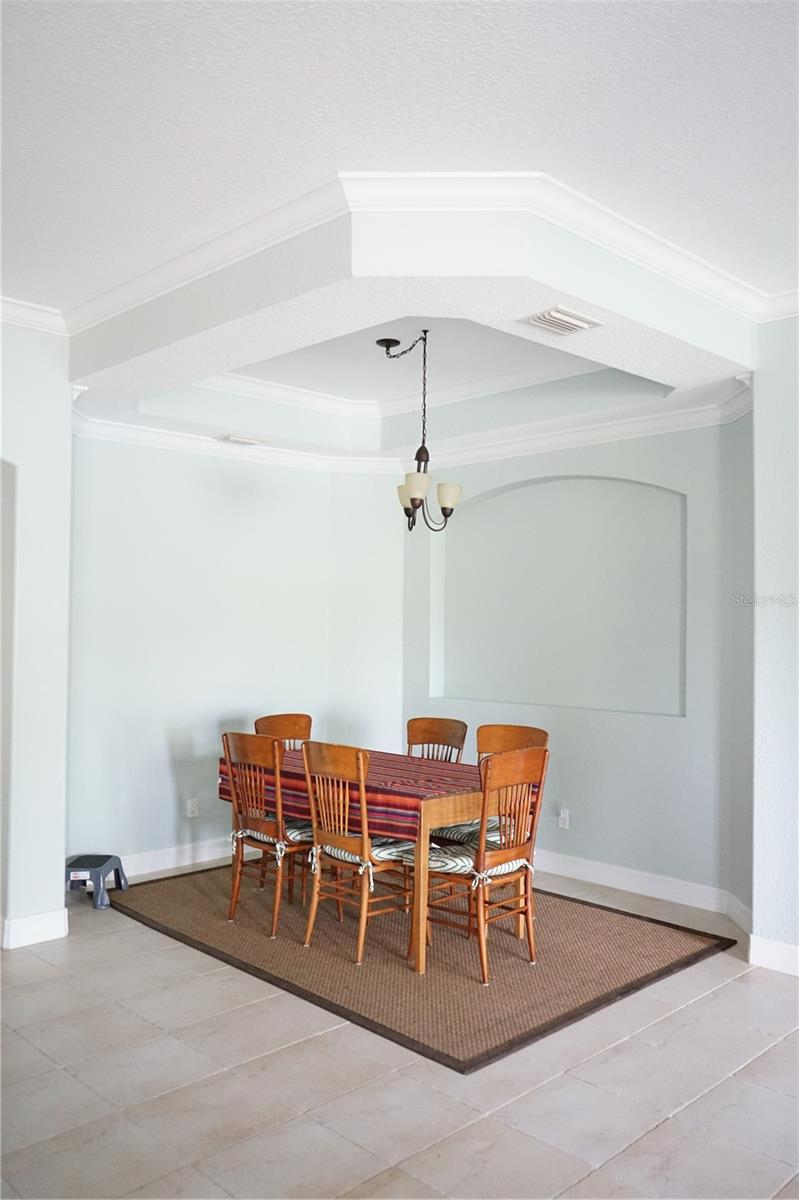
[285,820,314,843]
[237,819,313,846]
[431,816,500,844]
[396,841,529,881]
[321,838,415,866]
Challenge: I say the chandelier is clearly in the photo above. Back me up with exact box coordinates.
[376,329,463,532]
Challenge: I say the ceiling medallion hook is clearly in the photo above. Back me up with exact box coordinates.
[375,328,463,533]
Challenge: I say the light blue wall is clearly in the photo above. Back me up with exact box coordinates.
[752,318,798,949]
[67,439,405,862]
[404,421,754,907]
[67,440,332,857]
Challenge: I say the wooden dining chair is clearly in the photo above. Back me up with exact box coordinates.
[253,713,312,750]
[302,741,414,965]
[476,724,549,762]
[401,745,549,984]
[223,732,314,936]
[432,726,549,845]
[406,717,467,764]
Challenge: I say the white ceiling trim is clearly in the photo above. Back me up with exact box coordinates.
[342,173,797,324]
[200,362,605,419]
[64,177,349,335]
[195,373,377,419]
[72,381,750,471]
[431,382,752,468]
[70,410,398,474]
[21,172,797,337]
[0,297,67,336]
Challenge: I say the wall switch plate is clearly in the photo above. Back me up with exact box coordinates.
[186,797,199,819]
[558,807,570,830]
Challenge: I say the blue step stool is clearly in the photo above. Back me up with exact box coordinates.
[65,854,128,910]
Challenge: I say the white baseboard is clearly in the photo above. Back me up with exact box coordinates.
[122,835,233,881]
[2,906,69,949]
[535,847,753,937]
[725,892,754,936]
[748,934,799,976]
[536,847,726,913]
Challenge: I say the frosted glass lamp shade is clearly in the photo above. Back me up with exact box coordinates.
[397,483,412,510]
[405,471,431,501]
[437,482,462,511]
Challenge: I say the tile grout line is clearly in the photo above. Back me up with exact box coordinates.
[550,1034,799,1197]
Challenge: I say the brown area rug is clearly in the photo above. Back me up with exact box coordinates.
[111,865,734,1073]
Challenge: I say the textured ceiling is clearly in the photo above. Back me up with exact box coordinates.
[232,317,602,405]
[2,0,796,312]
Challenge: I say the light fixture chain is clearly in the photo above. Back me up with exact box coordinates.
[383,330,428,449]
[421,330,427,447]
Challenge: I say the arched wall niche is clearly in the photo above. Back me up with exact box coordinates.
[429,474,687,716]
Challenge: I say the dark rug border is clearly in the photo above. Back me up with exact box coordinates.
[111,866,737,1074]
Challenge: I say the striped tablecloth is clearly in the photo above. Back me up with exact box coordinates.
[218,749,482,842]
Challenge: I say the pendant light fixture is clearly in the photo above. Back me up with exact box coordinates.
[376,328,463,532]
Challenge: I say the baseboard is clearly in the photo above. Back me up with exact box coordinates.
[2,906,68,949]
[725,892,753,936]
[121,835,234,881]
[748,934,799,976]
[535,847,729,912]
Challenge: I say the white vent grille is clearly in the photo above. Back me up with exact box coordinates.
[217,433,265,446]
[527,307,602,335]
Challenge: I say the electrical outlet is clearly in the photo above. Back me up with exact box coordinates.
[558,807,570,830]
[186,797,199,819]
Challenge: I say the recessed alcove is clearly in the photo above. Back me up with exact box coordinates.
[431,475,686,716]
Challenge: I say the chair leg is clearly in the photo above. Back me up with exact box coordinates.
[301,857,308,906]
[303,862,321,947]
[515,874,525,939]
[259,850,268,889]
[476,884,490,985]
[228,845,243,921]
[335,867,344,923]
[355,871,370,965]
[287,854,295,904]
[525,872,537,965]
[270,858,284,939]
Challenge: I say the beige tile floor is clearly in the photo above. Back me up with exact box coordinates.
[1,872,797,1200]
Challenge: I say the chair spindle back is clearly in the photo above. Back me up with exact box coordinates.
[302,741,370,857]
[476,746,549,869]
[223,732,284,839]
[406,717,467,764]
[476,724,549,763]
[254,712,312,750]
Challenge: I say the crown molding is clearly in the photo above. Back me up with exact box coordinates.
[196,363,603,420]
[64,177,349,334]
[195,374,379,420]
[0,296,67,336]
[72,380,751,472]
[71,410,399,474]
[340,173,798,324]
[429,382,752,469]
[11,172,788,337]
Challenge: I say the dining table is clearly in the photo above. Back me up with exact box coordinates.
[218,746,483,974]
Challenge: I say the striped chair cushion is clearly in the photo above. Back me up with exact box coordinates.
[396,841,529,881]
[285,820,314,843]
[238,819,313,846]
[431,816,500,844]
[321,838,416,866]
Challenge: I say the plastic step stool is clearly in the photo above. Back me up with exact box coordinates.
[65,854,128,910]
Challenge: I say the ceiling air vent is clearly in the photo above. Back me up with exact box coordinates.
[527,308,602,335]
[217,433,265,446]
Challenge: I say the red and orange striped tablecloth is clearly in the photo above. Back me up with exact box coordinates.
[218,748,481,841]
